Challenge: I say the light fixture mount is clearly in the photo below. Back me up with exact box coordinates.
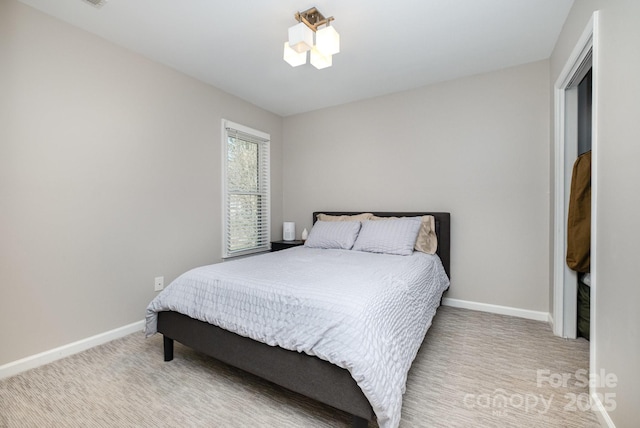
[81,0,107,8]
[295,7,334,32]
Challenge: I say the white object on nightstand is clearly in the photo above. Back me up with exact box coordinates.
[283,222,296,241]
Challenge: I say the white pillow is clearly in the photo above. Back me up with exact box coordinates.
[371,215,437,254]
[304,221,362,250]
[352,217,422,255]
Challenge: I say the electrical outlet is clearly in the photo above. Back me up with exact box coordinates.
[154,276,164,291]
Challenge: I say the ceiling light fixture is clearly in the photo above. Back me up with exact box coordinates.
[284,7,340,69]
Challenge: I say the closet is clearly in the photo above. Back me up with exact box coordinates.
[567,68,592,340]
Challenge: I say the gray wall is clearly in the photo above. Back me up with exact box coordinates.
[283,60,550,312]
[550,0,640,426]
[0,0,283,365]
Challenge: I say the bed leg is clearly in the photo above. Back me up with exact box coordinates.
[352,415,368,428]
[163,335,174,361]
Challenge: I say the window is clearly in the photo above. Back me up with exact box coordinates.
[222,120,270,258]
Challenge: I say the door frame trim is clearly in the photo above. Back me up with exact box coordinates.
[552,10,599,379]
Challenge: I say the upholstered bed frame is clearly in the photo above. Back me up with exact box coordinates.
[158,212,450,427]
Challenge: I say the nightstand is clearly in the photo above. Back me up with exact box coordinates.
[270,240,304,252]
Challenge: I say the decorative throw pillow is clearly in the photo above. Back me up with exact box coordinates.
[304,221,362,250]
[414,215,438,255]
[353,217,422,256]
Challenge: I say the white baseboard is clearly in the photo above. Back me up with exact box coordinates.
[442,297,550,322]
[0,301,551,380]
[591,391,616,428]
[0,320,145,380]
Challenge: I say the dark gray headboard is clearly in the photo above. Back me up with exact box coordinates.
[312,212,451,279]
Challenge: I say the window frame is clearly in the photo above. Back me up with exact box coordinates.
[221,119,270,259]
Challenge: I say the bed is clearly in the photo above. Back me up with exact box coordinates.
[145,211,450,428]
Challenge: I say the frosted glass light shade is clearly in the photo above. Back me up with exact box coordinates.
[310,47,332,69]
[315,25,340,56]
[288,22,314,53]
[283,42,306,67]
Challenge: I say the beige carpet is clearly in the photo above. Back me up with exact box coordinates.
[0,306,600,427]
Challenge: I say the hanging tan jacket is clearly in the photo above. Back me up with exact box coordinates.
[566,150,591,272]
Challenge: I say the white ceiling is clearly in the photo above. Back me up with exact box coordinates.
[18,0,574,117]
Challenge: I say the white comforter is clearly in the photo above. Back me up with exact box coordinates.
[145,247,449,428]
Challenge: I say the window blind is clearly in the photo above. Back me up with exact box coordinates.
[223,121,270,258]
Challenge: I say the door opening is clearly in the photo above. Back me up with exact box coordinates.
[574,68,592,341]
[553,9,599,400]
[553,13,598,347]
